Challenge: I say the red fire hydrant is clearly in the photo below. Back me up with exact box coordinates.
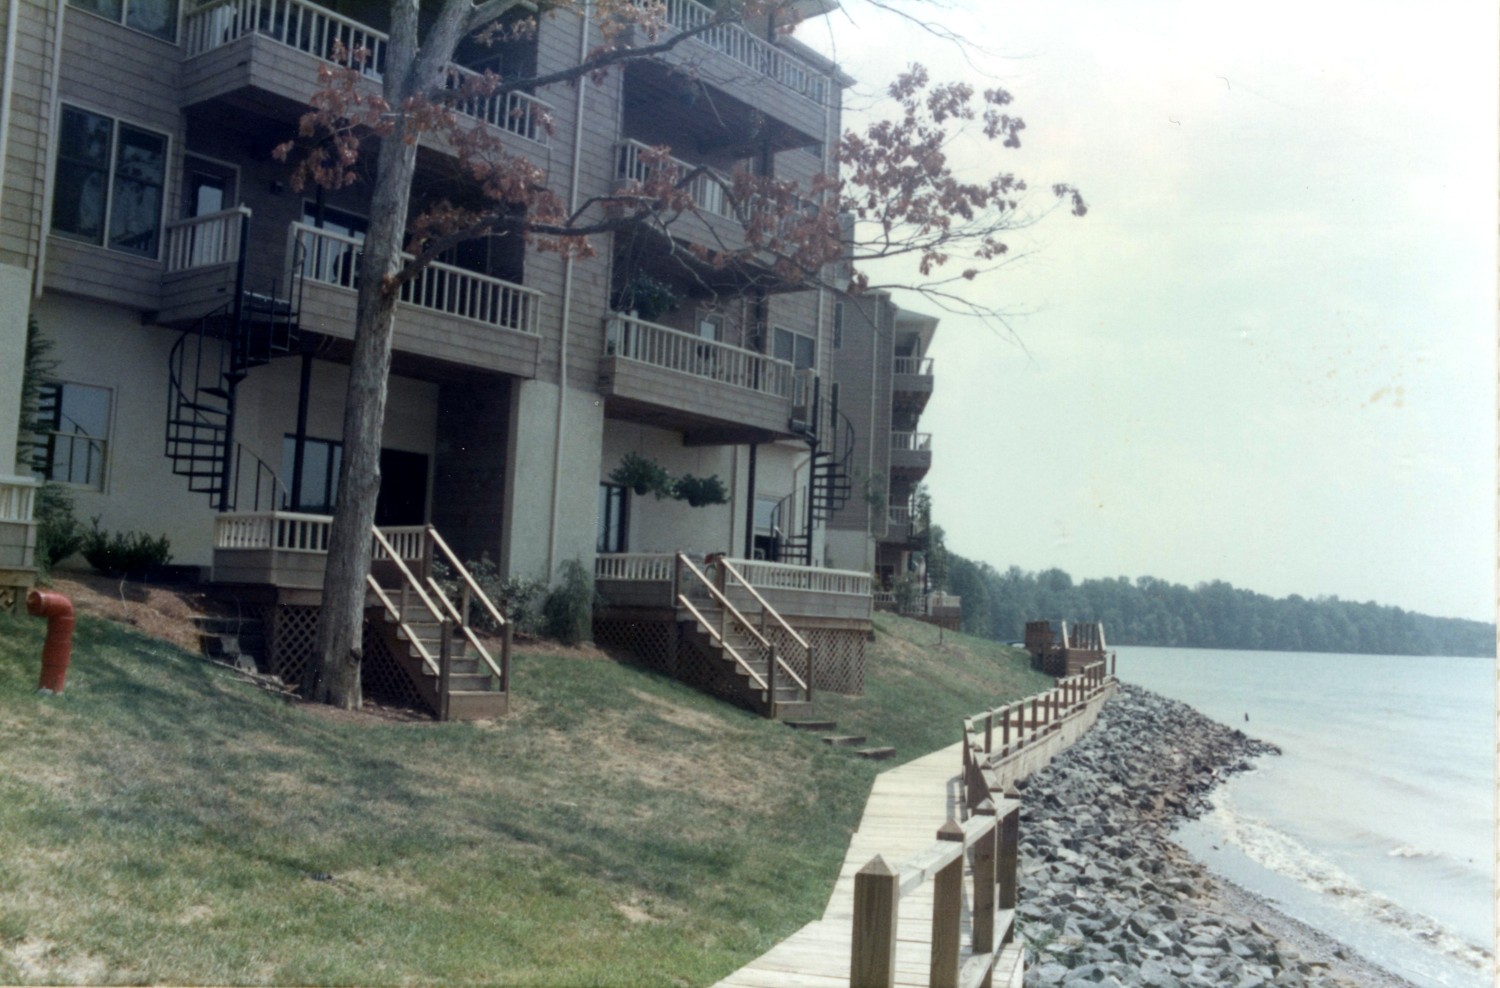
[26,589,75,694]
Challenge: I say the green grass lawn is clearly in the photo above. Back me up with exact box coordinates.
[0,606,1045,985]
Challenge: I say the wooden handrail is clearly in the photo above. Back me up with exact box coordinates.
[717,557,810,694]
[365,574,439,676]
[676,594,768,692]
[426,526,508,629]
[677,554,772,650]
[426,576,505,686]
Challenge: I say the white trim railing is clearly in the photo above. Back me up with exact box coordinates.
[887,505,912,526]
[891,431,933,453]
[893,355,934,376]
[214,511,332,552]
[184,0,551,145]
[164,205,250,272]
[614,140,733,218]
[0,476,38,525]
[648,0,828,105]
[725,557,871,597]
[290,222,543,335]
[604,314,794,399]
[595,552,677,582]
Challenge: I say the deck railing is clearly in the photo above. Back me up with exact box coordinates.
[594,552,678,582]
[604,314,794,398]
[892,355,934,376]
[646,0,828,105]
[183,0,551,144]
[891,431,933,452]
[164,206,250,272]
[0,476,37,525]
[614,140,733,218]
[291,223,543,334]
[727,557,871,596]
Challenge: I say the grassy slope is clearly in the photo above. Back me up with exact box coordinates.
[0,608,1046,986]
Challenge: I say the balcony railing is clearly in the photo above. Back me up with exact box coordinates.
[647,0,829,105]
[291,222,543,334]
[164,206,250,272]
[893,355,934,376]
[614,140,734,218]
[213,512,425,564]
[183,0,551,145]
[0,476,37,525]
[887,505,927,534]
[595,553,870,598]
[604,314,793,399]
[891,431,932,452]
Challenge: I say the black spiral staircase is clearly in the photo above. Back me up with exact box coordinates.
[778,379,855,566]
[165,229,306,511]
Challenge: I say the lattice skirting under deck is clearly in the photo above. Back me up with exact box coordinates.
[267,604,429,713]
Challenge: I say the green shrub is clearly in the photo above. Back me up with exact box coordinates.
[433,555,547,637]
[34,483,84,573]
[80,519,172,579]
[542,559,596,645]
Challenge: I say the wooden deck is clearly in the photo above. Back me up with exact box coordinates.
[714,743,1024,988]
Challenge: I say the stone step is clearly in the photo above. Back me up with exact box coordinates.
[822,735,868,747]
[784,719,837,732]
[855,747,898,761]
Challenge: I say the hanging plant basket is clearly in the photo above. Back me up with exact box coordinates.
[671,473,728,508]
[609,452,672,498]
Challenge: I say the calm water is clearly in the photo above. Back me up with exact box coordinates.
[1115,646,1493,988]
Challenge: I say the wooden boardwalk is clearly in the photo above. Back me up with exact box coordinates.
[713,743,1024,988]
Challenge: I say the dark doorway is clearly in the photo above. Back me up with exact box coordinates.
[375,449,429,526]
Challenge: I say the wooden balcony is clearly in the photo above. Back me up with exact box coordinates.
[595,553,872,624]
[597,314,799,444]
[180,0,551,152]
[890,431,932,478]
[892,355,934,416]
[0,475,37,573]
[211,512,441,591]
[157,213,544,377]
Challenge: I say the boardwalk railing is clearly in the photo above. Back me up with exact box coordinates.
[960,661,1113,814]
[851,803,1019,988]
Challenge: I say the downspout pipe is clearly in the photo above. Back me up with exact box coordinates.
[27,589,75,693]
[545,1,592,578]
[0,0,21,218]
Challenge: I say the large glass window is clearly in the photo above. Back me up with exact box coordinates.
[69,0,178,42]
[51,106,167,257]
[36,383,111,489]
[281,436,342,514]
[597,483,628,553]
[772,326,816,370]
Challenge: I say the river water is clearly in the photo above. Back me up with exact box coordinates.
[1114,645,1493,988]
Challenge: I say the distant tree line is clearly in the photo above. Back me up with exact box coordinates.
[937,555,1494,657]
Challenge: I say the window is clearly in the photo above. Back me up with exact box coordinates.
[772,326,816,370]
[36,383,110,488]
[281,436,342,513]
[597,483,628,553]
[69,0,178,41]
[51,106,168,258]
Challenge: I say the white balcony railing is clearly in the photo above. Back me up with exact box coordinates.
[183,0,551,145]
[213,512,424,564]
[887,505,912,526]
[0,476,38,525]
[604,314,793,399]
[891,431,932,452]
[648,0,829,105]
[164,206,251,272]
[291,223,543,335]
[595,553,677,582]
[893,356,934,376]
[614,140,734,219]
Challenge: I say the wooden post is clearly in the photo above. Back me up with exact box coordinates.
[972,800,998,988]
[851,856,899,988]
[1029,697,1037,736]
[998,803,1019,941]
[422,528,434,581]
[766,645,778,719]
[438,617,453,721]
[931,819,964,988]
[983,710,993,754]
[1002,703,1011,748]
[499,621,512,694]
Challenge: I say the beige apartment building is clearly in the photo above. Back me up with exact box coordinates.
[0,0,917,714]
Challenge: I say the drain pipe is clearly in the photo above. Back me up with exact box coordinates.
[0,0,20,219]
[27,589,75,693]
[545,1,592,578]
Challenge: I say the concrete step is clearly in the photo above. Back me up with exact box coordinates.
[855,747,898,761]
[784,719,837,732]
[822,735,868,747]
[445,690,508,720]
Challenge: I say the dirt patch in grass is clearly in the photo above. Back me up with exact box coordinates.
[3,936,110,984]
[43,573,213,653]
[627,688,739,734]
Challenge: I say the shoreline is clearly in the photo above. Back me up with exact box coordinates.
[1015,683,1421,988]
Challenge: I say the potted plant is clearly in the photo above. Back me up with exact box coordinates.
[609,452,672,498]
[671,473,728,508]
[615,274,680,322]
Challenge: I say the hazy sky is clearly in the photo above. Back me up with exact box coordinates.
[800,0,1496,623]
